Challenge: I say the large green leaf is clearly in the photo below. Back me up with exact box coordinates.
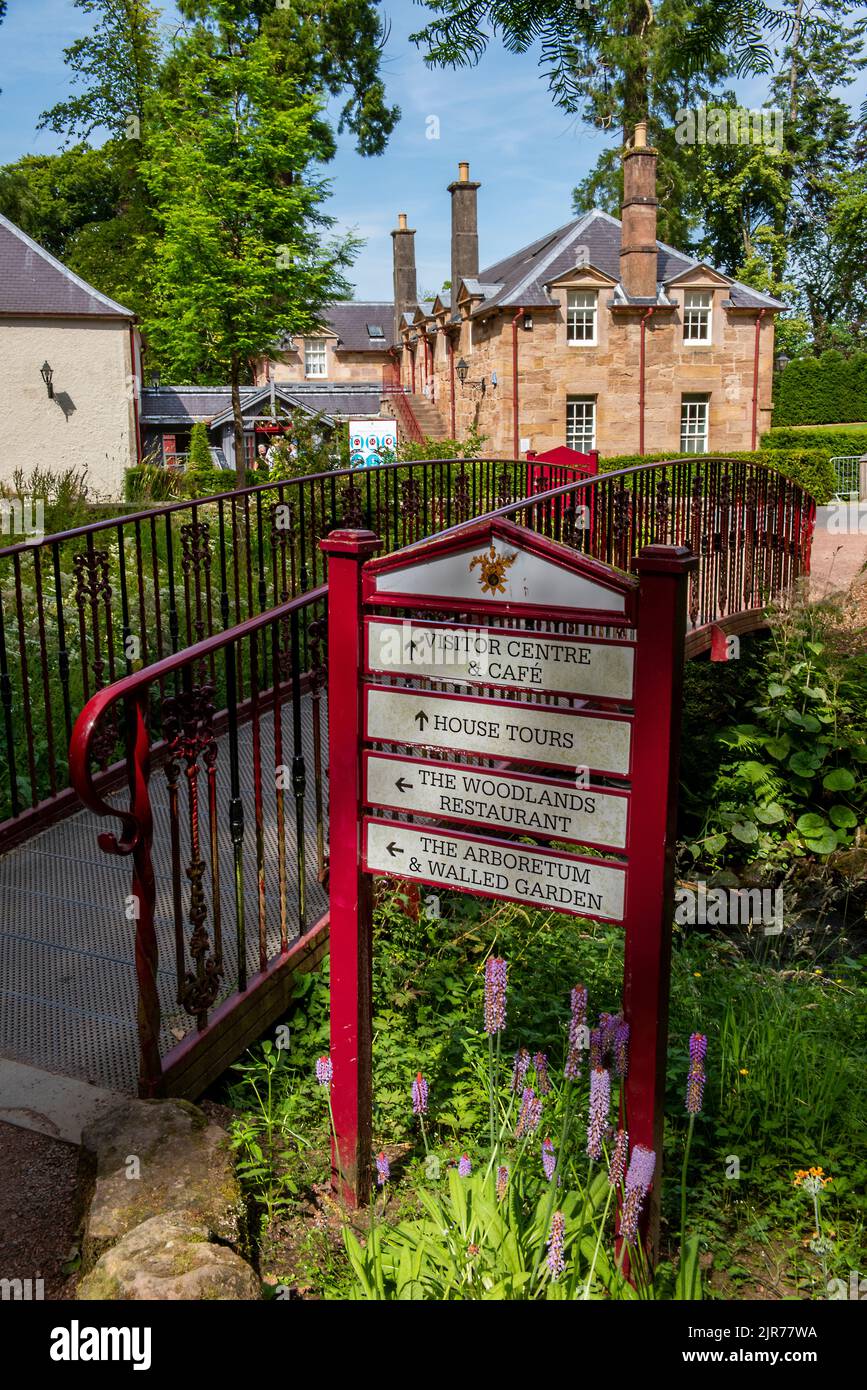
[804,830,839,856]
[675,1233,703,1301]
[731,820,759,843]
[823,768,856,792]
[765,735,791,760]
[755,802,785,825]
[796,812,828,834]
[830,805,858,828]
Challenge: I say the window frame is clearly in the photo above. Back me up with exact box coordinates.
[680,393,710,454]
[682,289,713,344]
[566,289,598,346]
[566,394,597,451]
[304,338,328,377]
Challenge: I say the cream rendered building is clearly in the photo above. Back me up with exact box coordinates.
[0,212,141,500]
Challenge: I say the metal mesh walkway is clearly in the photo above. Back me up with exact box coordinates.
[0,697,328,1093]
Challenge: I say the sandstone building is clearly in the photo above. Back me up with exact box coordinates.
[389,126,784,459]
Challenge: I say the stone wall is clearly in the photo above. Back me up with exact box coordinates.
[269,341,390,384]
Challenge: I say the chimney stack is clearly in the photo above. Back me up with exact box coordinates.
[448,161,481,310]
[391,212,418,345]
[620,122,659,299]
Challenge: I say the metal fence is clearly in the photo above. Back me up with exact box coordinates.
[830,455,863,500]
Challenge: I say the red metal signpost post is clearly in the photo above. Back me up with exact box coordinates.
[623,545,696,1255]
[320,530,380,1206]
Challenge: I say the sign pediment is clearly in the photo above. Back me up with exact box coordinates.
[363,517,637,624]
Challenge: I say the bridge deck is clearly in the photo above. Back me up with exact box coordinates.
[0,699,327,1094]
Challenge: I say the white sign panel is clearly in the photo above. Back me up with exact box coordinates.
[365,753,629,850]
[365,686,632,776]
[349,419,397,468]
[366,620,634,700]
[371,533,627,615]
[364,820,626,921]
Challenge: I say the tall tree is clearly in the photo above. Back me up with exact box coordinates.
[411,1,836,247]
[176,0,399,156]
[38,0,163,143]
[142,17,360,483]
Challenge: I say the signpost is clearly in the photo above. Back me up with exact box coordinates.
[321,514,695,1260]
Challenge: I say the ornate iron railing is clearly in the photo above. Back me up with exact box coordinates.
[68,584,328,1096]
[2,453,814,848]
[0,456,548,846]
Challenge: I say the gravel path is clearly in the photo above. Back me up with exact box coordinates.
[0,1121,84,1299]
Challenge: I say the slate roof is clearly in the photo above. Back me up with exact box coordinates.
[452,209,785,318]
[0,211,135,319]
[139,382,383,426]
[276,302,394,353]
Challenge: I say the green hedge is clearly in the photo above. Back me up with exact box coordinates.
[772,350,867,426]
[598,448,836,504]
[761,426,867,456]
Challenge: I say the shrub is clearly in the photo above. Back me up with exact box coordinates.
[772,350,867,426]
[599,449,836,504]
[761,426,867,456]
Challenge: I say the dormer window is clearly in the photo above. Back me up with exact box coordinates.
[683,290,712,343]
[367,323,385,340]
[567,290,597,345]
[304,339,327,377]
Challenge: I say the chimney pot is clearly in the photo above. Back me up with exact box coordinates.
[398,212,407,230]
[459,161,470,182]
[633,121,647,149]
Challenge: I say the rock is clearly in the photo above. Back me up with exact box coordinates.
[80,1098,245,1268]
[77,1217,260,1301]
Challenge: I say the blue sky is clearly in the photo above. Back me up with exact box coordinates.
[2,1,866,299]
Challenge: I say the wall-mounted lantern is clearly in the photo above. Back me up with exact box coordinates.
[40,361,54,398]
[456,357,486,395]
[774,350,791,374]
[522,313,534,331]
[150,370,161,390]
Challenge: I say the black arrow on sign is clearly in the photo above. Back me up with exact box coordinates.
[414,710,429,730]
[395,777,414,793]
[386,841,403,858]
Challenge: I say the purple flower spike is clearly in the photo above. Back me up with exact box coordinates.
[614,1021,630,1078]
[547,1210,566,1281]
[458,1154,472,1177]
[315,1055,332,1088]
[608,1129,628,1187]
[598,1011,620,1061]
[686,1033,708,1114]
[589,1027,603,1070]
[412,1071,429,1116]
[496,1165,509,1201]
[534,1052,552,1095]
[619,1145,656,1245]
[686,1064,706,1115]
[511,1047,531,1092]
[375,1151,390,1187]
[586,1067,611,1160]
[541,1136,557,1182]
[516,1086,542,1138]
[484,956,508,1035]
[565,985,588,1081]
[689,1032,708,1066]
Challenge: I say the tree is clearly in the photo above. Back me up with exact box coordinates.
[176,0,399,156]
[141,19,360,485]
[412,1,839,248]
[38,0,163,143]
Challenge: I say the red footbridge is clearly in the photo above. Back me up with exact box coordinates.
[0,455,815,1095]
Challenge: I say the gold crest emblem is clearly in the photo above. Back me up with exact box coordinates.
[469,542,517,595]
